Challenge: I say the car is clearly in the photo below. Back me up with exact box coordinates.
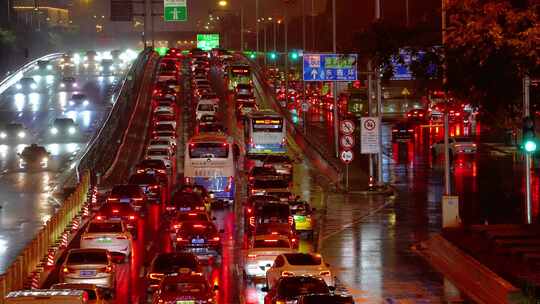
[195,100,218,120]
[107,184,146,212]
[18,144,49,170]
[235,83,253,96]
[148,139,175,153]
[59,77,78,91]
[59,54,75,69]
[146,252,203,292]
[95,203,138,235]
[168,211,213,237]
[166,192,206,214]
[431,136,477,158]
[250,201,293,232]
[260,155,294,178]
[153,114,177,129]
[153,96,177,109]
[152,124,176,139]
[391,122,415,143]
[50,118,79,138]
[135,159,168,176]
[15,77,38,92]
[69,93,89,107]
[60,249,115,290]
[0,123,28,141]
[266,253,333,289]
[36,60,53,72]
[144,148,173,169]
[263,276,330,304]
[128,173,164,204]
[255,222,298,249]
[197,123,225,134]
[297,294,355,304]
[153,105,175,116]
[290,200,315,236]
[172,220,222,262]
[51,283,106,304]
[406,108,427,123]
[151,272,217,304]
[80,220,132,259]
[178,184,212,209]
[249,178,291,198]
[244,234,296,278]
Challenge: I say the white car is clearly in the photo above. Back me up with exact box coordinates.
[154,117,177,129]
[151,136,176,148]
[80,220,132,258]
[195,100,218,120]
[148,139,175,153]
[266,252,334,289]
[244,234,296,278]
[431,136,477,157]
[145,148,172,168]
[60,249,115,290]
[153,106,175,116]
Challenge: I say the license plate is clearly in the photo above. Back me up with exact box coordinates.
[110,217,121,221]
[80,270,96,277]
[180,207,191,212]
[97,238,112,243]
[176,301,195,304]
[120,199,130,203]
[147,170,155,174]
[191,238,205,244]
[294,216,306,222]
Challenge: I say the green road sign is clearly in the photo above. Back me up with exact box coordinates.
[197,34,220,51]
[164,0,187,22]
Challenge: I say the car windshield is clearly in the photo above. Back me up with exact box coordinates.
[155,124,174,131]
[284,253,322,266]
[176,212,208,221]
[300,295,353,304]
[99,203,133,213]
[253,179,289,189]
[139,160,165,169]
[129,174,158,184]
[277,277,328,298]
[198,104,215,111]
[253,239,290,248]
[199,125,224,133]
[153,254,199,273]
[88,222,123,233]
[163,282,207,293]
[67,252,108,264]
[147,149,169,156]
[111,185,140,196]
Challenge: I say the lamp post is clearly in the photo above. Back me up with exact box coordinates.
[214,1,243,51]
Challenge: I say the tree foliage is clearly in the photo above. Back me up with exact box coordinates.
[445,0,540,113]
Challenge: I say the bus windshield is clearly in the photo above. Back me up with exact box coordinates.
[253,118,283,132]
[189,143,229,158]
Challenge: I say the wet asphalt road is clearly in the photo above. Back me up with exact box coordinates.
[0,61,122,274]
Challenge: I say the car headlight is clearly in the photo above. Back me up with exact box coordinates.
[34,66,39,71]
[110,66,115,71]
[98,66,103,71]
[60,83,65,88]
[50,127,58,135]
[83,63,88,68]
[17,131,25,138]
[68,127,76,134]
[83,100,89,106]
[47,65,52,70]
[73,83,78,87]
[15,84,22,90]
[0,132,6,139]
[19,159,25,168]
[30,83,37,90]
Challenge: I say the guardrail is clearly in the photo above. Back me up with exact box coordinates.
[0,53,64,96]
[0,171,91,304]
[246,57,343,184]
[76,48,156,185]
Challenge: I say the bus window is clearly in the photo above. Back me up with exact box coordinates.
[189,143,229,158]
[253,119,283,132]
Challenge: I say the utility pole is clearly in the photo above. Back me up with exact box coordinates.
[284,7,289,108]
[332,0,339,157]
[302,0,306,51]
[240,6,244,51]
[273,18,277,53]
[524,75,532,224]
[311,0,315,50]
[264,22,267,66]
[256,0,259,53]
[405,0,410,27]
[367,60,374,185]
[374,0,383,182]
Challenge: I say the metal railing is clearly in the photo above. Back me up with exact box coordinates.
[0,171,90,304]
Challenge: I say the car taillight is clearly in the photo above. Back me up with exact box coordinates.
[319,270,331,276]
[62,267,74,273]
[291,238,297,243]
[96,216,103,220]
[288,216,293,226]
[158,169,166,173]
[116,236,128,240]
[249,217,255,227]
[408,129,414,132]
[149,273,164,280]
[112,209,119,213]
[392,129,398,133]
[132,197,143,201]
[212,236,220,242]
[248,254,257,259]
[247,208,252,214]
[407,114,411,117]
[107,198,118,202]
[101,266,113,273]
[137,169,144,173]
[281,271,294,276]
[129,215,136,220]
[455,112,461,116]
[176,237,185,242]
[82,236,95,240]
[150,185,159,190]
[173,224,181,229]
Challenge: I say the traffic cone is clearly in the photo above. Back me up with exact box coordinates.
[46,248,56,266]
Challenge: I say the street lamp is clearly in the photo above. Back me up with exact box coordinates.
[218,0,227,7]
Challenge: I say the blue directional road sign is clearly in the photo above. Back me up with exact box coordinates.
[303,53,358,82]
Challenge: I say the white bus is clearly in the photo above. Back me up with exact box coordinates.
[245,110,286,156]
[184,133,237,204]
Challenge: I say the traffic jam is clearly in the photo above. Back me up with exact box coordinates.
[5,48,353,304]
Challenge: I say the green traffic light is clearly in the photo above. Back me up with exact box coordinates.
[525,140,537,152]
[249,53,256,59]
[269,52,277,60]
[290,52,298,60]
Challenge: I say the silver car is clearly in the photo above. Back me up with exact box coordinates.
[60,249,115,290]
[80,220,132,259]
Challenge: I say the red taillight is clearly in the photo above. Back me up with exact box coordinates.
[137,169,144,173]
[247,208,252,214]
[112,209,119,213]
[455,112,461,116]
[407,114,411,117]
[408,129,414,132]
[107,198,118,202]
[96,215,103,220]
[176,237,185,242]
[419,113,424,117]
[116,236,128,240]
[129,215,136,220]
[132,197,143,201]
[62,267,71,273]
[101,266,113,273]
[212,236,220,241]
[248,254,257,259]
[157,169,166,173]
[288,216,293,226]
[281,271,294,276]
[249,216,255,227]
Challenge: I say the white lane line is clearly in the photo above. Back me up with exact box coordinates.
[320,199,393,242]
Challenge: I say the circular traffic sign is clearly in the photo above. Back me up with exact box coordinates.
[340,120,355,135]
[301,102,310,112]
[339,149,354,164]
[363,118,376,131]
[340,135,355,149]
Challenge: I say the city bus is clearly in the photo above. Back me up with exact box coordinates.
[227,64,252,91]
[184,133,237,205]
[244,110,286,156]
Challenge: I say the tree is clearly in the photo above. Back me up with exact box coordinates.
[445,0,540,118]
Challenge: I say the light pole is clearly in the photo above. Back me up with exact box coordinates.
[215,1,243,51]
[331,0,339,157]
[256,0,259,53]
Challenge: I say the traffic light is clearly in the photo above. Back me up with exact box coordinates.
[289,52,299,60]
[523,116,537,152]
[268,52,277,60]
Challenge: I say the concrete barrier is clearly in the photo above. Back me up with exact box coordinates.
[415,234,527,304]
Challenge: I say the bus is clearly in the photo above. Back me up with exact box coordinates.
[227,64,252,91]
[184,134,237,205]
[245,110,286,156]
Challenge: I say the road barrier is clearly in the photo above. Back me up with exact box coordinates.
[0,171,91,304]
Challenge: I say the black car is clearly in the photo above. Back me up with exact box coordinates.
[0,123,28,142]
[391,122,415,143]
[172,220,222,262]
[263,276,330,304]
[146,252,202,293]
[18,144,50,170]
[297,294,355,304]
[50,118,79,139]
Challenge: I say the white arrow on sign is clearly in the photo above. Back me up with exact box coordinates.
[311,69,318,79]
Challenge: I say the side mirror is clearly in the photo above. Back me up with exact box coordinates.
[266,263,271,268]
[219,229,225,233]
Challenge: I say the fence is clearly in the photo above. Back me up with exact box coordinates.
[0,171,91,303]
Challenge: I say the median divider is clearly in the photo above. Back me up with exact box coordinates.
[0,171,91,304]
